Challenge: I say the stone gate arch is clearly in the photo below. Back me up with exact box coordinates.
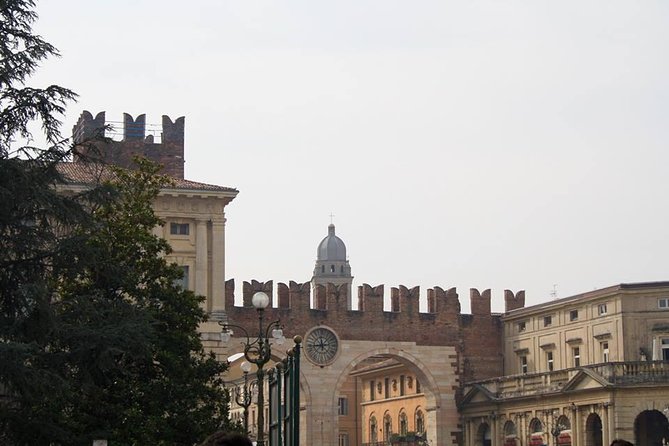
[634,409,669,446]
[330,346,454,446]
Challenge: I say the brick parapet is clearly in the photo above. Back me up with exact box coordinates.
[224,279,521,384]
[72,110,185,179]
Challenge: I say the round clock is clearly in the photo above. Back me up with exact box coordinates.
[305,327,339,366]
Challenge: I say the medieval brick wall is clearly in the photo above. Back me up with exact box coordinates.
[72,110,185,178]
[224,279,519,384]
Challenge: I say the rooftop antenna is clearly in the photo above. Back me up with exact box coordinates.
[550,284,558,299]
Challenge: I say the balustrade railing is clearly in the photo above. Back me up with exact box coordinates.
[465,360,669,399]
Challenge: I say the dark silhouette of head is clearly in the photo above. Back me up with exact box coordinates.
[200,431,253,446]
[610,439,633,446]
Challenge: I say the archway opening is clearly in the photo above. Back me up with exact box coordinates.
[334,352,442,446]
[585,413,603,446]
[634,409,669,446]
[529,418,545,446]
[503,421,518,446]
[477,422,491,446]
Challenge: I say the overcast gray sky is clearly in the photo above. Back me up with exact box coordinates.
[33,1,669,312]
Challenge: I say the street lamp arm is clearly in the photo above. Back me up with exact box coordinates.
[219,321,252,340]
[264,319,282,339]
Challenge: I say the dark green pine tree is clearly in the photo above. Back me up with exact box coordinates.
[52,160,234,445]
[0,1,237,444]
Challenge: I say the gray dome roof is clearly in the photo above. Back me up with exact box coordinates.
[317,224,347,261]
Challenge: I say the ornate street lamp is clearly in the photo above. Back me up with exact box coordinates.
[220,291,286,446]
[234,361,255,434]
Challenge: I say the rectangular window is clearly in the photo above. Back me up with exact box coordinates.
[598,303,608,316]
[338,397,348,416]
[547,351,554,371]
[662,338,669,361]
[170,222,190,235]
[569,310,578,321]
[174,265,189,290]
[384,378,390,399]
[573,347,581,367]
[416,379,421,393]
[544,315,552,327]
[369,381,375,401]
[518,321,526,332]
[338,433,349,446]
[520,356,528,374]
[659,298,669,309]
[400,375,405,396]
[602,342,609,363]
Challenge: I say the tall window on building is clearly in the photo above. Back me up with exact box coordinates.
[520,355,528,374]
[338,397,348,416]
[383,414,392,442]
[338,433,349,446]
[573,347,581,367]
[384,378,390,399]
[662,338,669,361]
[369,381,375,401]
[416,379,421,393]
[170,222,190,235]
[543,315,552,327]
[546,351,554,371]
[400,375,405,396]
[569,309,579,321]
[601,342,610,363]
[370,416,378,443]
[415,409,425,433]
[399,412,408,435]
[174,265,189,289]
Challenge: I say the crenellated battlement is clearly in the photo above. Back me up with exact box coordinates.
[72,110,185,178]
[504,289,526,311]
[224,278,523,357]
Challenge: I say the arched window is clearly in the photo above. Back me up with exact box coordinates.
[399,411,408,435]
[384,413,392,441]
[415,409,425,433]
[530,418,543,433]
[369,415,378,443]
[330,264,335,273]
[504,421,517,436]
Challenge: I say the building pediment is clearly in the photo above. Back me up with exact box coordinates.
[460,384,498,406]
[562,368,611,391]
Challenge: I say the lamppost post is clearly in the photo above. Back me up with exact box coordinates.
[235,361,253,433]
[220,291,285,446]
[550,416,564,446]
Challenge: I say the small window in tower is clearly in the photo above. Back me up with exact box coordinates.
[340,265,344,273]
[331,264,335,273]
[321,265,325,273]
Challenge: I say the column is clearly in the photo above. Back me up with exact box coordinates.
[211,219,225,314]
[492,415,498,446]
[601,405,609,446]
[195,219,208,304]
[572,407,579,446]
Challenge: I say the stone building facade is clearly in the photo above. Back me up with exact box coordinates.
[460,282,669,446]
[64,110,238,335]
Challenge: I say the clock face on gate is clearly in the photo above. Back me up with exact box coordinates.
[305,327,339,366]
